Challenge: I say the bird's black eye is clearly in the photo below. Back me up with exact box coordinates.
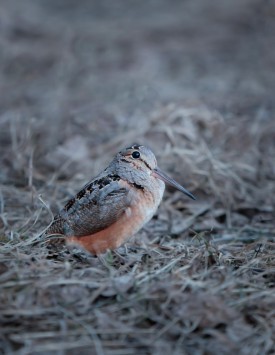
[132,151,140,159]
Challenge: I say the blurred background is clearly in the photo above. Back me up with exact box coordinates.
[1,0,275,228]
[1,1,275,354]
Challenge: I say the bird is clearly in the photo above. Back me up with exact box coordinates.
[45,144,195,254]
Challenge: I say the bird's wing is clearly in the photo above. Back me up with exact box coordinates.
[46,174,132,237]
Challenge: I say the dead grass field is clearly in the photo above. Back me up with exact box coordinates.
[0,0,275,354]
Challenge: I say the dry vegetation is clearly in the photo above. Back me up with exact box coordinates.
[0,0,275,354]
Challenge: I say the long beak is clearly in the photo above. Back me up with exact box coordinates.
[152,167,196,200]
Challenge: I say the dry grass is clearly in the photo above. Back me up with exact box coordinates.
[1,0,275,354]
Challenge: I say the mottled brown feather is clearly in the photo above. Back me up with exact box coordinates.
[47,176,132,237]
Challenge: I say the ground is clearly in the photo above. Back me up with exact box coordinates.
[0,0,274,354]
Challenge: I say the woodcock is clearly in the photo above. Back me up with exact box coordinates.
[46,144,195,254]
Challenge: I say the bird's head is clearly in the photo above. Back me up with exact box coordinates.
[118,144,195,200]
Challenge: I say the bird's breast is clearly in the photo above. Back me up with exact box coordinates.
[107,177,164,237]
[133,179,165,224]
